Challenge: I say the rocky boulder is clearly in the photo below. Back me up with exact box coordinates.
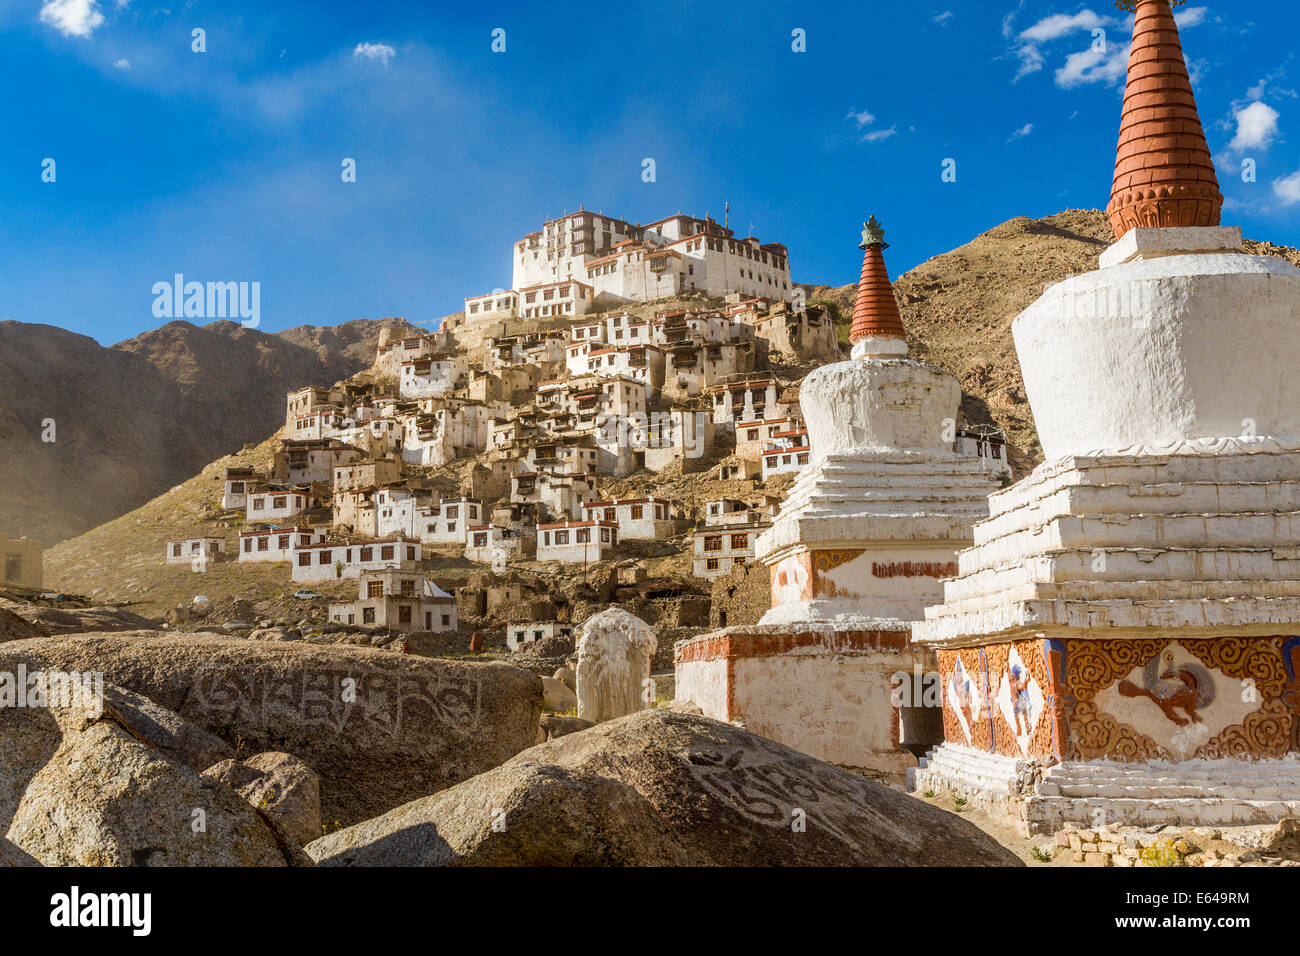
[98,685,234,774]
[18,632,544,827]
[0,607,47,643]
[308,762,693,866]
[13,605,157,635]
[6,720,310,866]
[539,714,594,741]
[541,676,577,713]
[308,710,1022,866]
[202,752,322,847]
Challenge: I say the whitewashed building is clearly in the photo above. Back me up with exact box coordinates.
[247,489,311,523]
[536,519,619,563]
[465,524,529,565]
[290,536,423,582]
[165,537,225,566]
[506,621,574,653]
[581,497,676,540]
[238,527,325,563]
[760,426,811,479]
[399,354,469,399]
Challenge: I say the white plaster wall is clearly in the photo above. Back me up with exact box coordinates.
[732,653,903,767]
[1014,252,1300,461]
[800,359,960,460]
[674,658,730,719]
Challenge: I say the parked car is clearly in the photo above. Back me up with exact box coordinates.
[293,589,322,600]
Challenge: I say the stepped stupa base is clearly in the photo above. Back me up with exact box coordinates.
[910,447,1300,831]
[911,743,1300,836]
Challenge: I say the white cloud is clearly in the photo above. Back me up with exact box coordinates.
[1229,101,1281,151]
[1019,10,1109,44]
[846,107,896,143]
[1012,9,1114,83]
[1013,7,1208,89]
[1274,169,1300,206]
[353,42,396,66]
[1008,123,1033,141]
[845,107,875,129]
[40,0,105,38]
[860,125,898,143]
[1055,42,1129,88]
[932,10,954,26]
[113,58,130,69]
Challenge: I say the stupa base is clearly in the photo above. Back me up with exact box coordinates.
[911,742,1300,836]
[673,623,931,779]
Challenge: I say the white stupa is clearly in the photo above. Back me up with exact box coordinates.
[911,0,1300,834]
[673,218,1005,776]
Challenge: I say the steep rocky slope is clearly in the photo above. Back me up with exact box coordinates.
[0,316,421,545]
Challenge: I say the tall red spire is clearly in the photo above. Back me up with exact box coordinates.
[1107,0,1222,240]
[849,217,906,346]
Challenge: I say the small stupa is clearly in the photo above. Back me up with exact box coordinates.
[911,0,1300,834]
[673,218,1004,776]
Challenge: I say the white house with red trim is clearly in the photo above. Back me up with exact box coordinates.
[580,497,676,540]
[760,426,811,479]
[290,536,422,582]
[238,527,326,563]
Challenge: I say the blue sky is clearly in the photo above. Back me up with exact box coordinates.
[3,0,1297,344]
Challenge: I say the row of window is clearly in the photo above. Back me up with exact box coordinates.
[703,534,750,552]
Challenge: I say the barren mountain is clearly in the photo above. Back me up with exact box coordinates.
[0,316,422,545]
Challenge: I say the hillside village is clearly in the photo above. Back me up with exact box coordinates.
[135,209,1011,653]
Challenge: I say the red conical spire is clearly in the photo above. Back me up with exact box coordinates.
[849,217,906,346]
[1107,0,1222,240]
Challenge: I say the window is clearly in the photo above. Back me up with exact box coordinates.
[367,580,383,598]
[441,614,451,626]
[704,536,722,552]
[273,496,286,509]
[278,536,290,549]
[360,547,373,561]
[600,528,611,543]
[363,607,375,624]
[731,534,748,550]
[257,538,269,552]
[630,505,643,520]
[706,558,720,571]
[447,506,458,518]
[381,546,395,561]
[253,499,265,511]
[398,606,412,624]
[407,547,416,560]
[577,529,590,543]
[298,553,310,567]
[400,579,415,596]
[604,508,615,521]
[747,429,759,441]
[319,551,331,564]
[243,539,253,553]
[556,531,570,545]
